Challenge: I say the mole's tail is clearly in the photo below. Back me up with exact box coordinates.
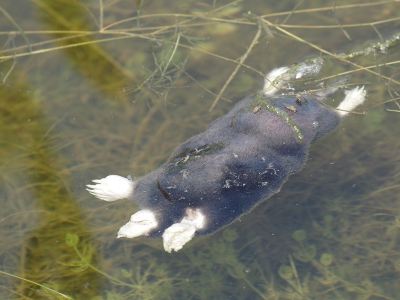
[86,175,135,202]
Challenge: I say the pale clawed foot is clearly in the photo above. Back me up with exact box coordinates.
[162,208,205,253]
[117,210,158,238]
[86,175,135,201]
[337,86,367,117]
[162,223,196,253]
[263,67,289,96]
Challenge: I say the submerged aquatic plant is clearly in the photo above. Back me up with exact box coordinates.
[291,229,317,263]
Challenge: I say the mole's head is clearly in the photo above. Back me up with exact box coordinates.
[256,69,366,145]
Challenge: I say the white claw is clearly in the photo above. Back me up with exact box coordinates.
[117,210,158,238]
[162,223,196,253]
[86,175,135,201]
[263,67,290,96]
[163,208,205,253]
[337,86,366,117]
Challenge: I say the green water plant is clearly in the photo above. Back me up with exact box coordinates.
[319,253,334,267]
[291,229,317,262]
[61,233,95,273]
[0,270,72,299]
[277,258,311,300]
[62,233,177,299]
[313,214,335,238]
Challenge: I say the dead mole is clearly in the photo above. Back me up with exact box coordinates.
[87,59,366,252]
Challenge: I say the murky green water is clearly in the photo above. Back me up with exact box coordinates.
[1,0,400,299]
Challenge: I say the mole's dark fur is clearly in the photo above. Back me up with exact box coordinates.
[133,92,341,236]
[87,71,365,251]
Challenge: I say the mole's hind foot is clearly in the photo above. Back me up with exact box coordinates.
[162,208,205,253]
[117,210,158,238]
[86,175,135,201]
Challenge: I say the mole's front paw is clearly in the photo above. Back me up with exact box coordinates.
[337,86,367,116]
[86,175,135,201]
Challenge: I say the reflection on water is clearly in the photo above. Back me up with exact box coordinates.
[0,0,400,299]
